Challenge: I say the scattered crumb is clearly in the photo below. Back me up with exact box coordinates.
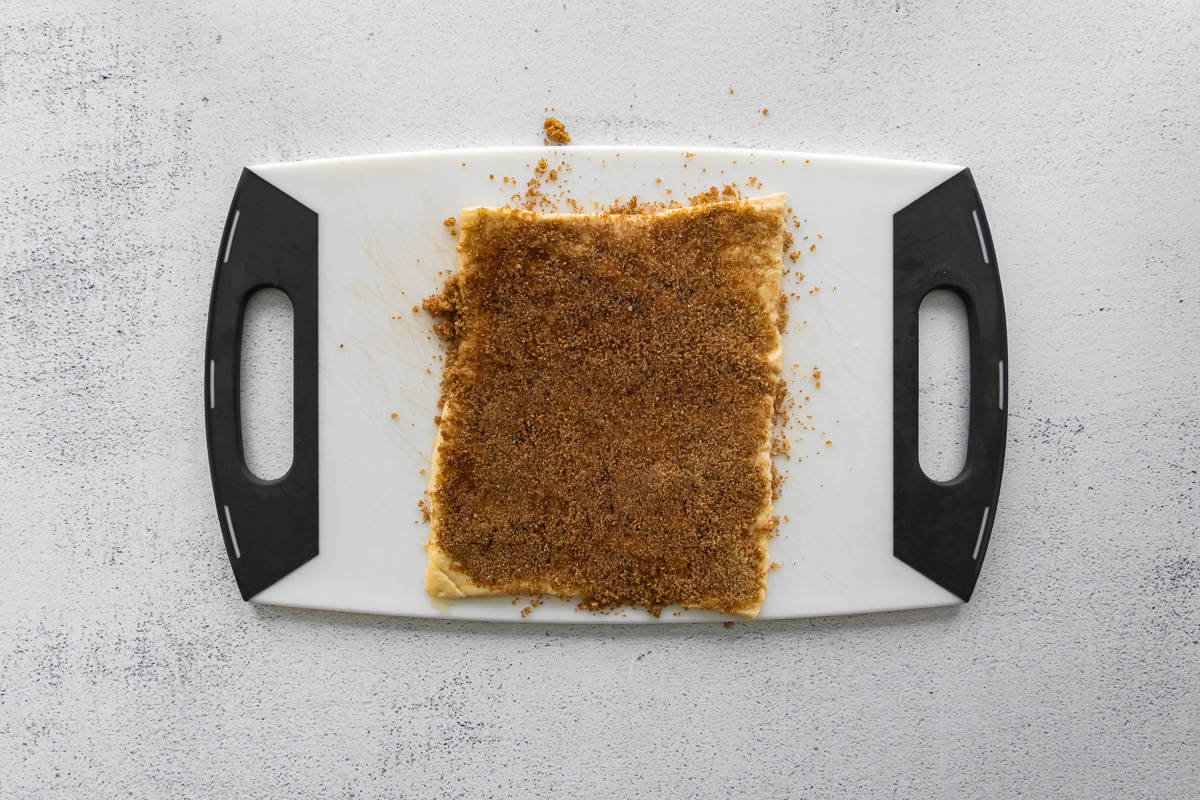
[761,107,768,115]
[723,621,734,628]
[390,412,398,419]
[543,116,571,144]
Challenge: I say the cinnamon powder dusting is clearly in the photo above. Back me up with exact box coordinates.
[424,199,787,615]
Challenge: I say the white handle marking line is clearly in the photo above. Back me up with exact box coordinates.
[972,208,989,265]
[223,209,241,264]
[998,360,1005,411]
[973,506,991,561]
[223,504,242,559]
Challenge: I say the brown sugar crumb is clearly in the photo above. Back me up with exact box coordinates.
[548,169,558,181]
[390,412,398,419]
[789,252,800,262]
[761,108,768,115]
[724,620,734,628]
[443,216,456,228]
[423,275,464,372]
[774,380,790,427]
[688,186,721,206]
[423,275,460,321]
[424,199,787,616]
[543,116,571,144]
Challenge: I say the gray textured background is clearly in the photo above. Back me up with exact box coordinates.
[2,1,1197,797]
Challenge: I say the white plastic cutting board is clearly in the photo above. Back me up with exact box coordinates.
[245,146,963,621]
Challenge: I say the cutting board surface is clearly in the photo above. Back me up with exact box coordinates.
[233,146,967,621]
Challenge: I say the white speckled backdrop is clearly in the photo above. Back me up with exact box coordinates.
[1,1,1197,797]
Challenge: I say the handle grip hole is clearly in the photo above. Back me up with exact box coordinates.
[240,287,294,481]
[918,289,970,482]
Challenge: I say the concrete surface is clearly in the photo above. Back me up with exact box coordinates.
[1,1,1197,797]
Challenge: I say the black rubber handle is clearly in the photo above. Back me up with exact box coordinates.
[893,168,1007,601]
[204,168,319,600]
